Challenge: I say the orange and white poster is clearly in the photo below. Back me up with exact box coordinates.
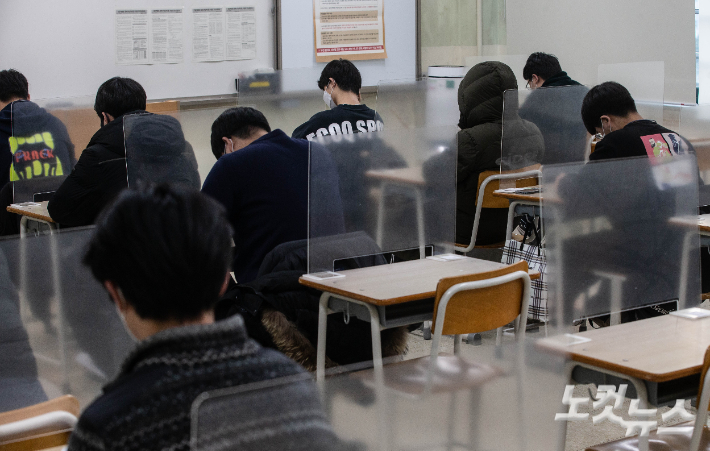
[314,0,386,63]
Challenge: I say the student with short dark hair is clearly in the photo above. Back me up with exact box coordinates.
[523,52,581,89]
[68,185,340,451]
[210,106,271,159]
[292,59,383,141]
[48,77,195,227]
[203,107,344,283]
[0,69,75,235]
[581,81,690,161]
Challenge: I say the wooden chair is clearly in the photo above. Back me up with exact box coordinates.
[585,344,710,451]
[357,260,531,394]
[455,165,541,253]
[0,395,80,451]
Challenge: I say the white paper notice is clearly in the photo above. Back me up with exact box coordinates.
[116,10,149,65]
[226,7,256,61]
[151,8,184,64]
[193,7,225,62]
[314,0,386,62]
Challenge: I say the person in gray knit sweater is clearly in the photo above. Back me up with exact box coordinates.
[67,185,352,451]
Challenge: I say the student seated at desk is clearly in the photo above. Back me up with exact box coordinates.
[582,82,692,161]
[456,62,543,247]
[202,107,344,284]
[48,77,196,227]
[292,59,384,141]
[69,185,344,451]
[0,69,76,235]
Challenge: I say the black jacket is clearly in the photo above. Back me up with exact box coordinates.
[456,62,544,246]
[292,104,384,141]
[67,316,349,451]
[47,113,128,227]
[590,120,692,161]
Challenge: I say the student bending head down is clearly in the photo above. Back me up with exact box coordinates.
[69,185,337,451]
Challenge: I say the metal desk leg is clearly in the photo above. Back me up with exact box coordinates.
[375,181,387,248]
[316,292,330,382]
[19,215,28,239]
[414,188,425,259]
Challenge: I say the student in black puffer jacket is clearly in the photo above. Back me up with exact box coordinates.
[456,61,544,247]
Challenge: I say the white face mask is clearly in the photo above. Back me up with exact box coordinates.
[115,288,138,342]
[323,85,336,110]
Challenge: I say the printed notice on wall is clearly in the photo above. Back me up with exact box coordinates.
[226,7,256,60]
[193,7,225,62]
[116,10,149,65]
[151,8,184,64]
[314,0,386,63]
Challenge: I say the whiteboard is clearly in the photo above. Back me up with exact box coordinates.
[0,0,276,100]
[280,0,417,87]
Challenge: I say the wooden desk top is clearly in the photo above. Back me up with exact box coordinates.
[492,189,542,203]
[365,167,425,186]
[6,201,54,223]
[537,314,710,382]
[299,256,539,306]
[668,215,710,234]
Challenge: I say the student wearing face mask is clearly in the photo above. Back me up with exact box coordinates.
[292,59,384,141]
[582,82,691,161]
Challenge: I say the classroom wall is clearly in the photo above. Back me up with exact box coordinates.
[504,0,696,105]
[0,0,275,100]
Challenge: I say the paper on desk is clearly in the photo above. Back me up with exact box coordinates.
[301,271,345,281]
[10,202,40,207]
[670,307,710,319]
[494,185,541,195]
[426,254,467,262]
[548,333,592,346]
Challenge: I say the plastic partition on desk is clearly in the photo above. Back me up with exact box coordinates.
[0,227,133,414]
[677,104,710,184]
[236,68,326,137]
[375,78,461,133]
[32,96,97,164]
[123,113,200,190]
[191,340,568,451]
[306,126,457,274]
[597,61,665,126]
[541,155,701,327]
[501,86,590,172]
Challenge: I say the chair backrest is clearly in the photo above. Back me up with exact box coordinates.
[431,260,529,336]
[475,164,540,209]
[697,344,710,411]
[689,344,710,451]
[0,395,79,451]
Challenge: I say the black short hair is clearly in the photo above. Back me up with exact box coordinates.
[317,59,362,94]
[581,81,638,135]
[84,184,233,321]
[0,69,29,103]
[94,77,147,119]
[523,52,562,82]
[210,107,271,159]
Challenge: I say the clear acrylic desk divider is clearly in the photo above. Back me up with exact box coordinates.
[123,113,200,190]
[307,126,457,274]
[678,104,710,185]
[502,85,590,173]
[375,78,460,133]
[0,227,133,414]
[189,341,567,451]
[541,155,700,328]
[236,68,327,137]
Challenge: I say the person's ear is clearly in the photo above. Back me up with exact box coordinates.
[329,78,336,91]
[104,280,127,312]
[219,273,232,297]
[222,136,233,155]
[101,112,110,126]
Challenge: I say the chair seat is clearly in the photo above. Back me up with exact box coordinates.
[586,423,710,451]
[353,354,502,395]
